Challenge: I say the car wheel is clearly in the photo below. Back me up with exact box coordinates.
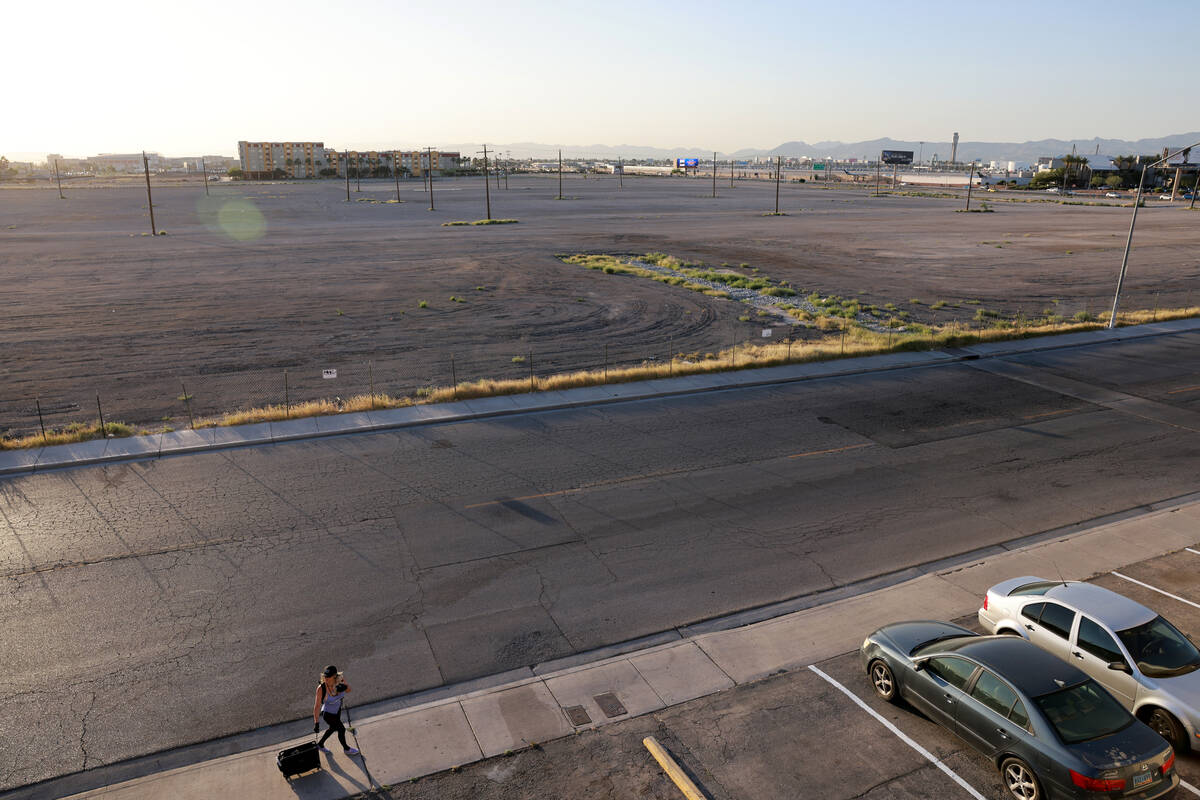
[868,660,898,702]
[1000,757,1041,800]
[998,629,1023,637]
[1146,708,1188,752]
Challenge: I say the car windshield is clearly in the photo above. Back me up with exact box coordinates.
[1116,616,1200,677]
[910,634,970,656]
[1035,680,1132,745]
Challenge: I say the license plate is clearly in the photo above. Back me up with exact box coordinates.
[1130,771,1153,788]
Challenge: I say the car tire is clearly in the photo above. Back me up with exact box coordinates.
[1000,756,1042,800]
[1146,708,1188,752]
[998,629,1023,637]
[868,660,898,702]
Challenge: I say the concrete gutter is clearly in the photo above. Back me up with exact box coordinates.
[4,318,1198,478]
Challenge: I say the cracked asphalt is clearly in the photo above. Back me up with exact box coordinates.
[2,330,1200,792]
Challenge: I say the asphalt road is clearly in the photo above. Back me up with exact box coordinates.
[2,330,1199,791]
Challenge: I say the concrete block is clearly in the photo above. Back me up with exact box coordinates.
[543,659,664,721]
[629,642,735,705]
[0,447,41,475]
[313,411,377,435]
[34,439,110,470]
[460,681,570,757]
[358,702,483,784]
[268,417,319,441]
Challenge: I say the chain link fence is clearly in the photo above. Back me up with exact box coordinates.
[1,288,1193,444]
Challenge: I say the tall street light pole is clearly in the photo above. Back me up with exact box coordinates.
[393,150,401,202]
[54,159,64,199]
[712,151,717,198]
[478,144,492,219]
[427,147,435,211]
[344,150,350,201]
[557,149,563,200]
[142,151,156,235]
[201,157,210,197]
[774,155,781,214]
[1109,139,1200,328]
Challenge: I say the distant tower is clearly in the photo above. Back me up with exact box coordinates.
[950,132,960,165]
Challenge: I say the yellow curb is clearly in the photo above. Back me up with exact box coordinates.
[643,736,706,800]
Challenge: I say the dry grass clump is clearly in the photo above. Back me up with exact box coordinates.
[4,307,1198,452]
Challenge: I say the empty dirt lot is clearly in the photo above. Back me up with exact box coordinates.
[1,175,1196,438]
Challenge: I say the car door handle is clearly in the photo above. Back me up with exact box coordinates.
[996,728,1010,739]
[1072,651,1084,659]
[943,693,954,704]
[1025,624,1035,631]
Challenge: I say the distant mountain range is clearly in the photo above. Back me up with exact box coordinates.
[434,134,1200,166]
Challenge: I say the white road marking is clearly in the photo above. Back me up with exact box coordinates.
[1180,779,1200,797]
[808,665,987,800]
[1111,572,1200,611]
[1184,547,1200,556]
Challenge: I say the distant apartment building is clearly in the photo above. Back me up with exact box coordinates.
[238,141,328,179]
[238,141,460,178]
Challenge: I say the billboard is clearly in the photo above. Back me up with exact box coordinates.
[676,158,699,168]
[881,150,914,165]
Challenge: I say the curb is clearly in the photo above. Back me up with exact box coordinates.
[4,318,1198,478]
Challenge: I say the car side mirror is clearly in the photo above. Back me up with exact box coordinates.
[1107,660,1131,674]
[912,658,928,672]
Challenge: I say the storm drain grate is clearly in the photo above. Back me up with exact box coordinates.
[593,692,627,718]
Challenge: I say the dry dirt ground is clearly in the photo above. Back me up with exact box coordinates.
[1,174,1197,438]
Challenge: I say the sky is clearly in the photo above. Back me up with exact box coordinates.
[5,0,1197,160]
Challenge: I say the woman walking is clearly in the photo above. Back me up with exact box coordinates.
[313,665,359,756]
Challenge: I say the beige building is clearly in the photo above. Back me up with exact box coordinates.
[237,141,328,178]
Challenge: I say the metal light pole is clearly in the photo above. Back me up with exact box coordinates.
[712,151,717,198]
[964,163,975,211]
[344,150,350,201]
[142,151,156,235]
[918,141,924,166]
[427,147,435,211]
[557,149,563,200]
[618,156,623,190]
[1109,138,1200,328]
[201,157,209,196]
[54,159,64,199]
[774,155,781,214]
[393,150,401,201]
[479,144,492,219]
[355,153,361,192]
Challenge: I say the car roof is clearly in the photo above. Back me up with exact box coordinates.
[1041,582,1156,630]
[938,636,1086,697]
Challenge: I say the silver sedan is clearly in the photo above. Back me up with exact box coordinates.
[979,576,1200,752]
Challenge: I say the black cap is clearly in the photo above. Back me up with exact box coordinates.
[322,665,338,678]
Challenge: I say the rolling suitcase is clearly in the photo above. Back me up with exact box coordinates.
[277,740,321,779]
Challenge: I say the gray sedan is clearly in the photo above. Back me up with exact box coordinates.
[861,621,1178,799]
[979,576,1200,752]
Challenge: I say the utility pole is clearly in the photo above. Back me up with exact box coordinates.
[355,153,361,192]
[558,149,563,200]
[54,159,64,199]
[201,157,210,197]
[712,151,717,198]
[495,152,501,189]
[918,141,924,166]
[393,150,401,201]
[774,155,781,214]
[965,164,975,211]
[427,147,435,211]
[730,156,735,188]
[142,151,156,235]
[875,152,882,196]
[618,156,623,190]
[479,144,492,219]
[344,150,350,201]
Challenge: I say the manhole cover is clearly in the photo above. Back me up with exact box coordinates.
[564,705,591,726]
[593,692,627,718]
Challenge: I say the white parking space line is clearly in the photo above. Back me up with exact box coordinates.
[1111,572,1200,611]
[1185,547,1200,556]
[808,665,987,800]
[1180,779,1200,797]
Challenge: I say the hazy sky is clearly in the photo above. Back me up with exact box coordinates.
[6,0,1196,159]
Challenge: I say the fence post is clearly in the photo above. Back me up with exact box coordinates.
[841,318,847,355]
[604,344,608,384]
[669,337,674,376]
[181,382,195,429]
[369,360,375,408]
[528,350,534,392]
[96,394,107,437]
[35,397,47,443]
[450,354,457,400]
[284,370,290,418]
[1153,292,1160,321]
[786,337,792,361]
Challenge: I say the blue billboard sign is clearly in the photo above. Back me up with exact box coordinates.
[676,158,700,168]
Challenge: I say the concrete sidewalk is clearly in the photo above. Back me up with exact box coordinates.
[53,496,1200,799]
[3,317,1197,478]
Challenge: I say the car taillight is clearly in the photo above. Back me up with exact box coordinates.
[1162,751,1175,774]
[983,595,988,611]
[1069,769,1125,791]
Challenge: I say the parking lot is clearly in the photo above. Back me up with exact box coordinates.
[385,544,1200,800]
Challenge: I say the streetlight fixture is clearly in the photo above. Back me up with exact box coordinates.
[1108,138,1200,328]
